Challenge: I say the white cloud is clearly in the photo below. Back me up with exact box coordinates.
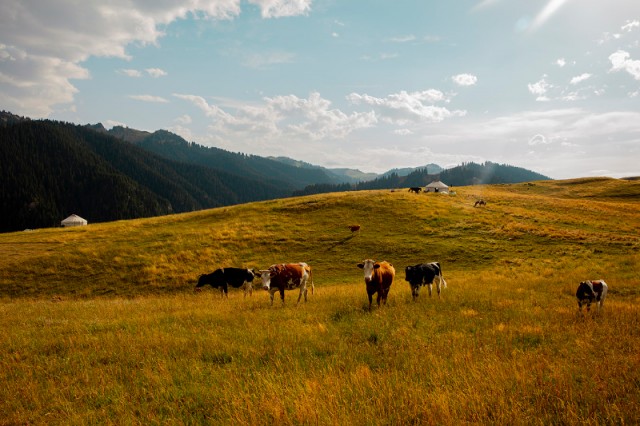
[394,129,413,136]
[175,114,193,125]
[570,73,591,85]
[528,134,551,146]
[609,50,640,80]
[243,51,295,69]
[118,68,167,78]
[175,91,377,141]
[104,120,127,129]
[527,77,552,101]
[0,0,310,117]
[452,73,478,86]
[556,58,566,67]
[249,0,312,18]
[118,69,143,78]
[146,68,167,78]
[621,20,640,32]
[388,35,416,43]
[347,89,465,124]
[128,94,169,103]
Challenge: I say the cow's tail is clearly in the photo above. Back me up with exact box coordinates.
[309,267,314,295]
[437,263,447,289]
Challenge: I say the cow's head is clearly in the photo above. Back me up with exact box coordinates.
[195,274,208,288]
[578,281,596,298]
[405,266,416,283]
[357,259,379,284]
[259,269,274,290]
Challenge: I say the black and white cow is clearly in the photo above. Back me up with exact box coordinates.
[404,262,447,300]
[195,267,256,297]
[576,280,608,313]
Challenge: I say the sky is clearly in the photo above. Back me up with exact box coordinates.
[1,0,639,179]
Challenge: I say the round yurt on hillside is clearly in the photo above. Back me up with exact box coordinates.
[61,214,88,227]
[424,181,449,194]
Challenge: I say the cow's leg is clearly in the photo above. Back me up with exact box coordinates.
[381,289,389,305]
[269,290,275,306]
[368,293,373,311]
[411,285,419,301]
[279,288,285,305]
[427,283,433,297]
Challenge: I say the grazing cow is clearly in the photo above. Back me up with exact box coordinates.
[195,267,256,297]
[576,280,608,313]
[260,263,314,306]
[348,224,361,233]
[408,187,423,194]
[405,262,447,300]
[357,259,395,310]
[474,200,487,207]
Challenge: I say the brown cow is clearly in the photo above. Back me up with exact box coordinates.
[357,259,395,310]
[348,224,361,233]
[259,263,314,306]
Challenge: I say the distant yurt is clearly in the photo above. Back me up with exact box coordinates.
[61,214,87,227]
[424,181,449,194]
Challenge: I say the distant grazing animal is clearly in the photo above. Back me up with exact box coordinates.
[408,187,423,194]
[357,259,395,310]
[474,200,487,207]
[576,280,608,313]
[348,224,361,233]
[195,267,256,297]
[259,263,314,306]
[405,262,447,300]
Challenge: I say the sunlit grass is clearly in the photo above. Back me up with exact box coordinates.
[1,178,639,423]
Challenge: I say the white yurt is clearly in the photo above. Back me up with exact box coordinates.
[424,181,449,194]
[61,214,88,227]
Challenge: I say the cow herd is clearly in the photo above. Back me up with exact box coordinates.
[195,263,608,314]
[195,259,448,310]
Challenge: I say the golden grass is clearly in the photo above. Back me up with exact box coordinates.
[1,178,639,424]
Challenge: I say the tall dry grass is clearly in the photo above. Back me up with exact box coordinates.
[1,178,639,424]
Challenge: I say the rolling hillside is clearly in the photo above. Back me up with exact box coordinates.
[1,111,552,234]
[0,119,291,232]
[1,177,637,299]
[1,178,639,424]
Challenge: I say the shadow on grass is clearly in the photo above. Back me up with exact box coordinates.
[327,233,358,251]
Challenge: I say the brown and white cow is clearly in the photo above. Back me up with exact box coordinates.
[259,262,314,306]
[357,259,395,310]
[576,279,608,313]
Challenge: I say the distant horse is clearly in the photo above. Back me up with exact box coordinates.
[474,200,487,207]
[408,187,423,194]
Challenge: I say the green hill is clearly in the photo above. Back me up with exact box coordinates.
[1,177,637,299]
[0,120,291,232]
[1,178,639,424]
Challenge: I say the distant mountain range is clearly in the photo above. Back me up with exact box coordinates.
[0,110,550,233]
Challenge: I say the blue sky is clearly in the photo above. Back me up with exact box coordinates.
[1,0,639,179]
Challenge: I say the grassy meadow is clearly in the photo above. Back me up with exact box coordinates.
[1,178,639,424]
